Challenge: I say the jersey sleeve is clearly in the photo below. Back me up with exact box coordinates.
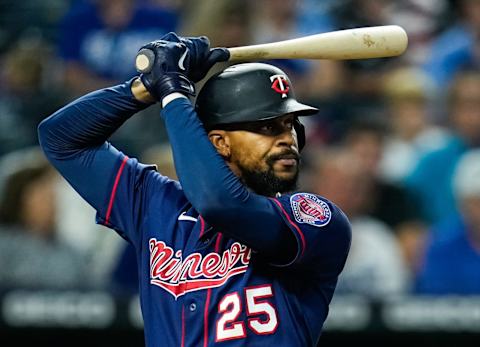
[270,193,352,277]
[42,138,186,248]
[93,152,186,247]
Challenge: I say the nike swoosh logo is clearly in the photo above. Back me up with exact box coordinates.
[178,48,188,71]
[178,212,197,222]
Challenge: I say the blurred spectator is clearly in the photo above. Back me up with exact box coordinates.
[0,148,90,290]
[296,0,337,37]
[339,216,410,298]
[424,0,480,89]
[181,0,251,48]
[0,0,69,50]
[341,119,422,231]
[0,32,67,156]
[388,0,449,65]
[331,0,449,65]
[57,0,179,157]
[405,71,480,224]
[58,0,178,96]
[251,0,333,44]
[332,0,393,29]
[379,67,449,184]
[150,0,185,12]
[415,149,480,294]
[340,119,427,278]
[305,148,410,298]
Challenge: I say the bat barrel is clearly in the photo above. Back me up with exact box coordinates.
[228,25,408,61]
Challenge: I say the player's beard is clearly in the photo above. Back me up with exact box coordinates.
[237,150,299,197]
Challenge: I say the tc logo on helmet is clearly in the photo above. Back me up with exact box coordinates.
[270,74,290,98]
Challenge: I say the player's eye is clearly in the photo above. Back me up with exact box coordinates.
[260,124,275,132]
[244,119,292,136]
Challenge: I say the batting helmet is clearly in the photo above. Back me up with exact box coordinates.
[195,63,318,150]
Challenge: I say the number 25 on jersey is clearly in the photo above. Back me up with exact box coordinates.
[216,284,279,342]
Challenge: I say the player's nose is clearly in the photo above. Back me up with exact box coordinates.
[276,127,297,149]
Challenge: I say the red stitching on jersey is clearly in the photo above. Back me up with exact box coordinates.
[204,235,222,347]
[203,233,221,347]
[204,288,212,347]
[105,156,128,225]
[215,234,223,252]
[199,215,205,237]
[271,198,306,258]
[181,305,185,347]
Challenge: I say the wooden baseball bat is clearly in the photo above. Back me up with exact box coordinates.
[135,25,408,73]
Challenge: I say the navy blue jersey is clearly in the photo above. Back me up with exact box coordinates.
[101,156,349,346]
[38,81,351,346]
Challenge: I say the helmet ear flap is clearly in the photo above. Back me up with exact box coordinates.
[294,118,306,151]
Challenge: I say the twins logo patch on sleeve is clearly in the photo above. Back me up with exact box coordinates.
[290,193,331,227]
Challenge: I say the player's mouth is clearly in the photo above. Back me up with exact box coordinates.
[268,151,299,169]
[275,157,297,167]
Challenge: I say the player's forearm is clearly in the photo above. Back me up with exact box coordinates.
[38,78,150,159]
[161,98,246,208]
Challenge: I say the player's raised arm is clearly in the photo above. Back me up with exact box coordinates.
[37,77,168,243]
[38,80,147,192]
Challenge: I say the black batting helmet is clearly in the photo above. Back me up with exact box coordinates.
[195,63,318,150]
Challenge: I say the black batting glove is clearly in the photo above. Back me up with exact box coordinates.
[160,32,230,82]
[139,40,196,102]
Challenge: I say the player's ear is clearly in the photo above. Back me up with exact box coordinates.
[208,130,231,158]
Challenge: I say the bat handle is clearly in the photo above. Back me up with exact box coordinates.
[135,48,156,73]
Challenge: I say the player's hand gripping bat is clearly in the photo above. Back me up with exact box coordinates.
[135,25,408,73]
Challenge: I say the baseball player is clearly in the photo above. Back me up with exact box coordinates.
[38,33,351,346]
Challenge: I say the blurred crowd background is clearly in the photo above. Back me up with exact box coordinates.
[1,0,480,337]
